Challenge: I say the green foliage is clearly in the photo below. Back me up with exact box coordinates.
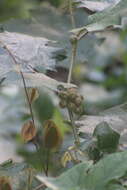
[49,0,63,7]
[0,0,127,189]
[93,121,120,153]
[0,161,40,190]
[0,0,34,21]
[37,151,127,190]
[71,0,127,39]
[33,92,55,123]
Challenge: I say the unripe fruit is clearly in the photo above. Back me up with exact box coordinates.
[67,88,77,101]
[67,88,77,95]
[58,91,68,100]
[74,106,83,115]
[68,102,76,111]
[75,96,84,106]
[59,100,67,108]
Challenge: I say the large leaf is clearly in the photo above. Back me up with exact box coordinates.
[0,31,63,73]
[76,102,127,143]
[37,151,127,190]
[0,31,75,90]
[1,72,75,91]
[74,0,120,13]
[71,0,127,39]
[107,184,126,190]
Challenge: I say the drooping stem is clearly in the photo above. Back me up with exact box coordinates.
[0,41,35,125]
[20,71,35,125]
[67,38,78,83]
[0,42,49,175]
[68,0,75,28]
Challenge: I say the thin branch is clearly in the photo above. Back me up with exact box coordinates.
[68,109,80,146]
[20,71,35,125]
[67,109,80,160]
[69,0,76,28]
[0,41,50,177]
[45,149,50,177]
[67,38,78,83]
[0,41,35,126]
[27,169,33,190]
[33,142,47,176]
[34,183,45,190]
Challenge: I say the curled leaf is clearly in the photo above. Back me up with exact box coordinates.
[0,177,12,190]
[43,120,63,150]
[21,120,37,142]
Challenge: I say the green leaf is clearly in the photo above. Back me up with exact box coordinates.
[52,109,70,135]
[93,121,120,153]
[71,0,127,39]
[37,161,92,190]
[37,151,127,190]
[0,161,40,190]
[107,184,126,190]
[74,0,120,13]
[0,31,75,90]
[0,0,33,21]
[0,162,28,176]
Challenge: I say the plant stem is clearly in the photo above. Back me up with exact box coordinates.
[34,183,45,190]
[27,169,33,190]
[33,141,47,176]
[67,0,77,84]
[20,71,35,125]
[67,38,78,83]
[68,109,80,147]
[69,0,75,28]
[0,41,35,125]
[0,42,48,176]
[45,149,50,177]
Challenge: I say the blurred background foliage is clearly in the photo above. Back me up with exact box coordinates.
[0,0,127,176]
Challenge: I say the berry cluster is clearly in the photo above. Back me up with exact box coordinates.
[58,87,84,115]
